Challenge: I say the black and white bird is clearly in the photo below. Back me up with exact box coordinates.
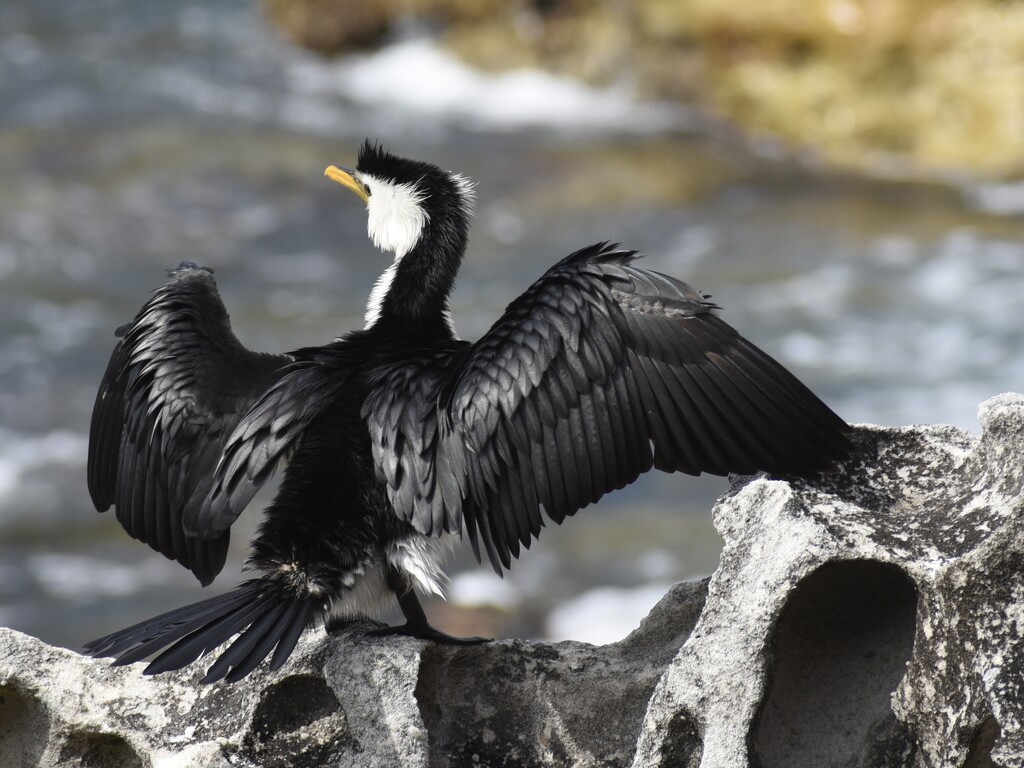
[85,142,853,683]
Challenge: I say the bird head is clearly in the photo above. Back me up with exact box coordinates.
[325,141,474,260]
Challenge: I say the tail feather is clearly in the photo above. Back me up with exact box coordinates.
[204,601,295,684]
[84,579,322,683]
[270,600,315,672]
[144,598,269,675]
[108,591,260,665]
[84,588,245,657]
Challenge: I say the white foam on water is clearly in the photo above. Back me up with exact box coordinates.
[144,66,276,122]
[544,581,675,644]
[966,180,1024,215]
[26,299,106,354]
[257,251,345,284]
[449,569,523,610]
[0,428,88,504]
[26,552,187,599]
[288,38,688,135]
[735,227,1024,430]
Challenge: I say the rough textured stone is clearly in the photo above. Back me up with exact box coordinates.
[1,393,1021,767]
[0,584,707,768]
[633,392,1024,768]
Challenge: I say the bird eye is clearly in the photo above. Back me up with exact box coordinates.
[363,184,372,197]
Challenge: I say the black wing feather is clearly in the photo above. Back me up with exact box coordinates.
[193,355,350,538]
[363,348,469,538]
[88,263,290,584]
[371,242,853,573]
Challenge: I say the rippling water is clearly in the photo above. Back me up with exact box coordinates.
[1,0,1022,650]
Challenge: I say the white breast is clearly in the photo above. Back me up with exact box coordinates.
[359,172,430,328]
[361,172,429,259]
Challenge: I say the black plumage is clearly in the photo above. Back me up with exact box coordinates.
[87,262,287,585]
[85,142,853,683]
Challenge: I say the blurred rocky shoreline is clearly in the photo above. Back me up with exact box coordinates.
[264,0,1024,179]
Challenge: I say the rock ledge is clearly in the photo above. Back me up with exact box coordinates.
[2,394,1022,768]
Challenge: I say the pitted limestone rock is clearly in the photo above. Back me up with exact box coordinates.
[1,394,1022,768]
[633,392,1024,768]
[0,584,708,768]
[0,623,418,768]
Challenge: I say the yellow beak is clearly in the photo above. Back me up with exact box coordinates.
[324,165,369,204]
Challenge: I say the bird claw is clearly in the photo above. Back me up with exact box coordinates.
[367,623,490,645]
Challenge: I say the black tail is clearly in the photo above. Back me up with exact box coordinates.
[84,580,322,684]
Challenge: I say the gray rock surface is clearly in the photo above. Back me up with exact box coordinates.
[1,394,1022,768]
[634,392,1024,768]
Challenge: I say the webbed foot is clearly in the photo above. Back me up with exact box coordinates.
[367,623,490,645]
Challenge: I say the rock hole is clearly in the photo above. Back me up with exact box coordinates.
[963,715,999,767]
[754,560,917,768]
[250,674,341,740]
[58,732,143,768]
[244,674,349,768]
[659,710,703,768]
[0,683,49,768]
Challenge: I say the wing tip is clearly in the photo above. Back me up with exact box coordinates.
[556,241,639,269]
[168,261,215,279]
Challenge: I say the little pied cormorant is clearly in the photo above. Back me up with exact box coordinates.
[85,142,853,683]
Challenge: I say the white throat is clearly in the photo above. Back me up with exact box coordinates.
[359,172,430,328]
[364,260,400,329]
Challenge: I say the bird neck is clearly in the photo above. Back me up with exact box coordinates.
[364,214,466,337]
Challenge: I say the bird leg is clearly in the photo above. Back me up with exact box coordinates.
[366,567,490,645]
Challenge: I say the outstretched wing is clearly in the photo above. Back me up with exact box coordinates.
[372,243,853,573]
[88,263,290,585]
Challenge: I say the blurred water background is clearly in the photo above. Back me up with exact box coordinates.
[1,0,1022,651]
